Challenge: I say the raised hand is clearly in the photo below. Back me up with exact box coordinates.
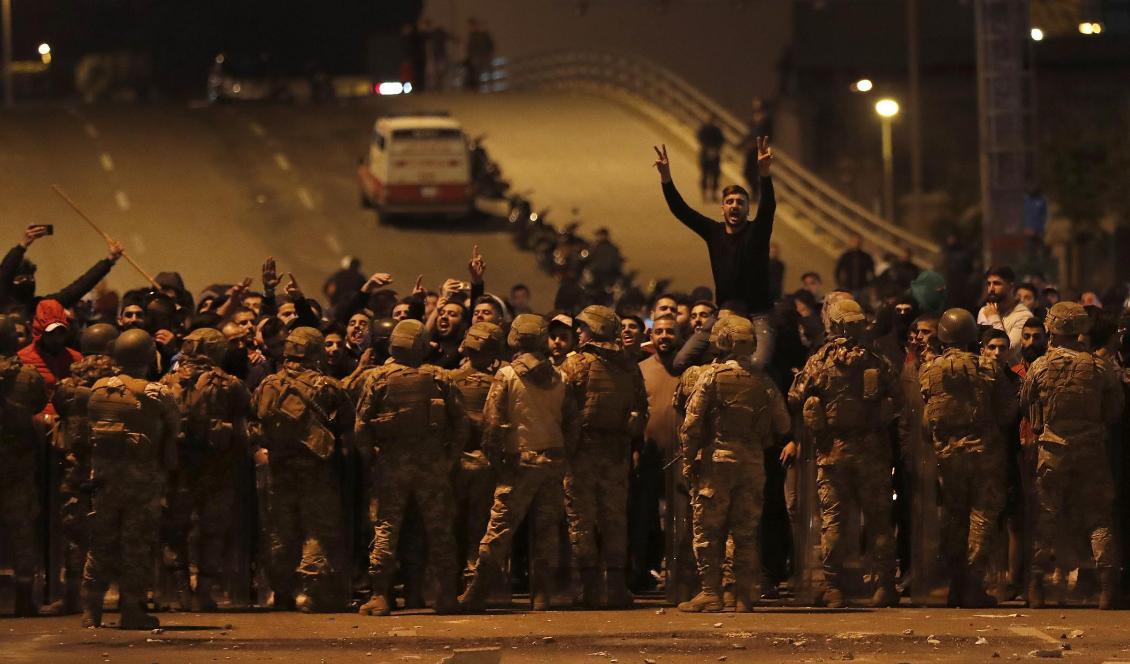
[412,274,426,296]
[262,257,281,291]
[365,272,394,291]
[284,272,303,300]
[653,144,672,183]
[21,225,50,249]
[756,136,774,176]
[106,237,124,262]
[468,244,486,284]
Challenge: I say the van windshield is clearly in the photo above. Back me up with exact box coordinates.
[390,128,466,156]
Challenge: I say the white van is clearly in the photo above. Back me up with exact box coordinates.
[357,114,474,217]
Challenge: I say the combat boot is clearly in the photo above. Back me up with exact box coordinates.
[722,584,736,611]
[734,585,756,613]
[577,568,602,609]
[458,569,494,614]
[118,594,160,630]
[192,576,218,612]
[359,577,391,616]
[434,576,460,615]
[960,575,998,609]
[13,579,37,617]
[604,569,633,609]
[1027,573,1045,609]
[822,572,846,609]
[41,575,81,616]
[1099,568,1120,610]
[172,571,194,611]
[81,587,104,628]
[530,566,554,611]
[871,580,899,608]
[678,587,724,613]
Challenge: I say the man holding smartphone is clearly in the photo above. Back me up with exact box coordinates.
[0,225,125,320]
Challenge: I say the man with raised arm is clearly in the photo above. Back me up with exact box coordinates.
[654,139,777,366]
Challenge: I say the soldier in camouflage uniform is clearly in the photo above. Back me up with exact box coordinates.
[0,314,49,617]
[355,319,469,616]
[160,327,250,611]
[678,316,791,612]
[1020,301,1125,609]
[42,324,118,616]
[447,322,506,580]
[560,305,648,608]
[920,308,1018,607]
[82,329,180,629]
[788,299,902,608]
[252,327,354,612]
[460,314,580,612]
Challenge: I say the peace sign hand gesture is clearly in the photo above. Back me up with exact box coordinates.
[756,136,774,176]
[652,144,672,183]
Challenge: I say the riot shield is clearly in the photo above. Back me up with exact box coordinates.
[908,425,946,605]
[663,457,696,604]
[788,417,824,605]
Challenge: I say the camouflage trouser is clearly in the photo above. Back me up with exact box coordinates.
[691,457,764,593]
[816,436,896,584]
[1032,442,1118,574]
[267,453,346,609]
[83,477,162,597]
[0,445,39,582]
[477,452,565,576]
[937,450,1005,574]
[565,444,629,570]
[369,454,457,594]
[60,447,92,583]
[163,447,238,580]
[454,451,496,576]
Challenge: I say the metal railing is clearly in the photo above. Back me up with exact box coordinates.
[496,50,941,266]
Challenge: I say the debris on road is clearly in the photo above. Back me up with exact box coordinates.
[1068,630,1084,639]
[926,635,941,645]
[1028,649,1063,658]
[439,646,502,664]
[976,637,989,645]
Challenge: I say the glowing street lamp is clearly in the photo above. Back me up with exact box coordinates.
[875,98,900,221]
[38,42,50,64]
[852,78,873,93]
[1030,27,1044,41]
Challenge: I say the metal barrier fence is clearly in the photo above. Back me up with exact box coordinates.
[496,50,941,267]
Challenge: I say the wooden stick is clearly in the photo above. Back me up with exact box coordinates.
[50,184,160,289]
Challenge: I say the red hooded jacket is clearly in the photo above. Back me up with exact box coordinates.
[17,299,82,415]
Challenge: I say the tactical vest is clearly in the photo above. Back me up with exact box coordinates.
[1,356,47,445]
[448,363,495,427]
[87,375,166,471]
[500,357,566,453]
[576,352,635,433]
[162,362,238,450]
[674,364,705,413]
[813,341,884,431]
[364,364,448,444]
[708,362,772,451]
[920,349,991,453]
[256,369,337,460]
[1040,348,1104,431]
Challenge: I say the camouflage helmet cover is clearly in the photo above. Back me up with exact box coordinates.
[508,313,548,352]
[1044,301,1091,336]
[576,305,620,341]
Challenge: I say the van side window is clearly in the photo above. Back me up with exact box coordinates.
[373,130,385,150]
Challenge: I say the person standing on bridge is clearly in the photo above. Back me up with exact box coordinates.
[654,138,776,367]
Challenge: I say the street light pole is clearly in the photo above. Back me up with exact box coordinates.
[2,0,13,108]
[881,116,894,222]
[875,97,900,223]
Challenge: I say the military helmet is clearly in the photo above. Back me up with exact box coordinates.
[707,316,733,350]
[284,326,326,360]
[715,316,755,354]
[508,314,548,352]
[463,321,504,356]
[575,305,620,341]
[937,308,978,345]
[113,328,155,373]
[80,323,120,357]
[1045,301,1091,336]
[0,314,18,355]
[182,327,227,364]
[389,319,429,364]
[371,318,396,343]
[827,299,866,338]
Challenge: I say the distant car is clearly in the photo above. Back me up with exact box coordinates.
[207,52,312,103]
[358,115,474,218]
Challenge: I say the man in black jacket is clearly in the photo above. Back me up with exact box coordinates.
[654,139,776,366]
[0,225,123,319]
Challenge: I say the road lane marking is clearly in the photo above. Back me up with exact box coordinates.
[297,187,315,210]
[99,153,115,172]
[324,233,342,254]
[274,153,291,172]
[249,121,266,137]
[115,191,131,211]
[1008,626,1060,644]
[84,123,100,139]
[131,233,147,254]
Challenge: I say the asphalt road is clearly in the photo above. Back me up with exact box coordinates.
[3,602,1130,663]
[1,92,832,312]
